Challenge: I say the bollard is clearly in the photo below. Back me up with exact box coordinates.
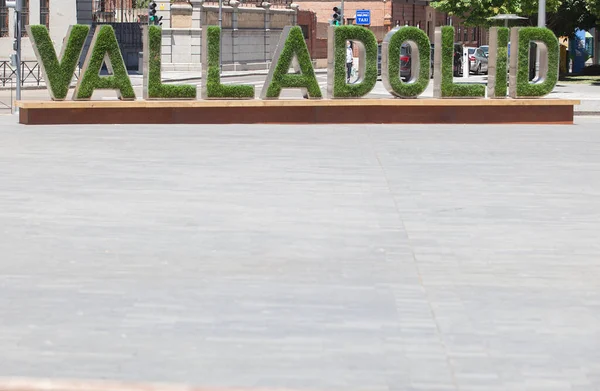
[462,46,469,79]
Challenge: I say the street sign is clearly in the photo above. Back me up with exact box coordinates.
[355,10,370,25]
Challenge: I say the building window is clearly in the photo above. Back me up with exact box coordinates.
[0,0,8,37]
[300,24,308,39]
[20,0,29,36]
[464,27,468,42]
[40,0,49,29]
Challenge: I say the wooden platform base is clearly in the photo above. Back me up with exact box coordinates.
[17,99,579,125]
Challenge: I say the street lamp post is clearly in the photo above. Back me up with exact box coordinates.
[6,0,22,111]
[218,0,222,71]
[538,0,546,27]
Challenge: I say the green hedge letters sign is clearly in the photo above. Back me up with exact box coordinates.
[26,24,559,101]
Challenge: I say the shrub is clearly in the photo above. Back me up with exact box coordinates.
[511,27,559,98]
[382,26,430,98]
[146,25,196,99]
[329,25,377,98]
[202,26,254,99]
[487,27,509,98]
[28,24,89,100]
[74,25,136,100]
[261,26,321,99]
[440,26,485,98]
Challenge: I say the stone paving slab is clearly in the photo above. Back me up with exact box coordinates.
[0,118,599,391]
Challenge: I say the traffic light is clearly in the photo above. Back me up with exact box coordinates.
[332,6,342,26]
[148,1,157,25]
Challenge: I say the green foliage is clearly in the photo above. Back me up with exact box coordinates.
[147,26,196,99]
[75,25,135,100]
[204,26,254,99]
[547,0,597,38]
[491,27,509,98]
[264,26,321,99]
[431,0,561,27]
[28,24,89,100]
[332,26,377,98]
[133,0,150,8]
[440,26,485,97]
[385,27,430,98]
[589,0,600,16]
[515,27,559,97]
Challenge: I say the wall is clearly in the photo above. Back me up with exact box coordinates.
[161,2,296,71]
[0,0,77,60]
[294,0,392,41]
[390,1,487,47]
[297,9,316,57]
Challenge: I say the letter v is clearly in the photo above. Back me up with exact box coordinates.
[27,25,90,100]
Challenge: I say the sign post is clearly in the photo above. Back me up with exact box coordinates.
[355,10,370,26]
[6,0,22,112]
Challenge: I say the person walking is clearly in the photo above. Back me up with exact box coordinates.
[346,41,353,83]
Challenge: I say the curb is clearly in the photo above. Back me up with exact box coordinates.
[575,111,600,116]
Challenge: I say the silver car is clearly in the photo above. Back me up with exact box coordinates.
[470,46,488,74]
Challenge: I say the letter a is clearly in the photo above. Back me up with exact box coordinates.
[74,25,135,100]
[261,26,322,99]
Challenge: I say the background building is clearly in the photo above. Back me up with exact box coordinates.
[0,0,75,60]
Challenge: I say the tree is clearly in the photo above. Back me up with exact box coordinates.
[588,0,600,17]
[546,0,597,38]
[431,0,597,38]
[430,0,561,26]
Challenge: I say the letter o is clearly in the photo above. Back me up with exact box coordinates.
[382,27,431,98]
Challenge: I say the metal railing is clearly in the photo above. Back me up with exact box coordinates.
[93,0,148,23]
[0,60,82,86]
[0,76,13,113]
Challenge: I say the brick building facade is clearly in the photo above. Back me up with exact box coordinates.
[295,0,487,59]
[295,0,393,41]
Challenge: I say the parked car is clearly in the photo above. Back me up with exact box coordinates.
[376,43,434,81]
[400,44,411,80]
[470,46,488,74]
[400,44,435,80]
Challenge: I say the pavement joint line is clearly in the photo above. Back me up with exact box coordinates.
[0,379,296,391]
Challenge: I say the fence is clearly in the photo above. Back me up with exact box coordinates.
[93,0,148,23]
[0,60,82,86]
[0,76,13,113]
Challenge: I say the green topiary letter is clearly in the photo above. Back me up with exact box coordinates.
[144,25,196,100]
[27,24,90,100]
[433,26,485,98]
[381,26,430,98]
[202,26,254,99]
[327,25,377,98]
[74,25,135,100]
[261,26,321,99]
[509,27,559,98]
[487,27,509,98]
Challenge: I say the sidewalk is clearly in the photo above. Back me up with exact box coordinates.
[0,68,328,90]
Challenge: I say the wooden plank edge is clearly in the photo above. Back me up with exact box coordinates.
[16,98,581,109]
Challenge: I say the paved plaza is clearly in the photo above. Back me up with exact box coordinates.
[0,117,600,390]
